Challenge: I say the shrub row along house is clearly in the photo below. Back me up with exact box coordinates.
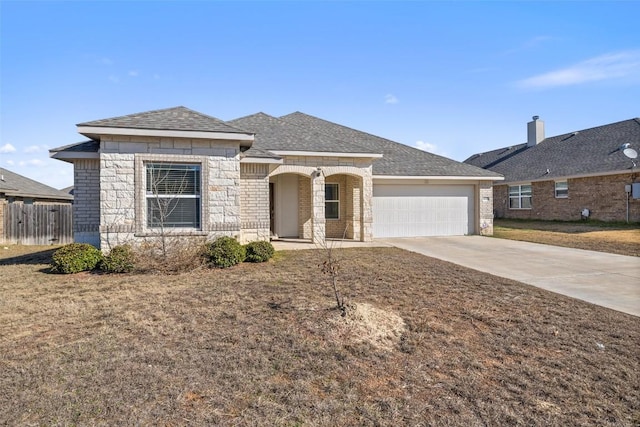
[50,107,501,249]
[0,167,74,245]
[464,117,640,223]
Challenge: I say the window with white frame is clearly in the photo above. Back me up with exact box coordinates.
[325,183,339,220]
[146,163,201,228]
[509,184,532,209]
[555,181,568,198]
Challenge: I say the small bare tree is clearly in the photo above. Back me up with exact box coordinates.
[146,163,200,259]
[317,225,350,316]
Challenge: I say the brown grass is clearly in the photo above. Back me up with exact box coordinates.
[1,246,639,426]
[494,219,640,257]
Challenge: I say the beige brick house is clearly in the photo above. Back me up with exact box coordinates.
[465,117,640,223]
[50,107,501,249]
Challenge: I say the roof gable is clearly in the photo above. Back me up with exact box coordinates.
[78,106,250,134]
[280,112,500,178]
[0,168,73,200]
[229,112,379,155]
[465,118,640,182]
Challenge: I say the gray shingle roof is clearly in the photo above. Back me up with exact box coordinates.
[464,118,640,183]
[280,112,500,177]
[229,113,380,154]
[0,168,74,201]
[78,106,252,135]
[50,140,99,153]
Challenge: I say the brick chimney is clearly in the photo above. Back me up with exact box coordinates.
[527,115,545,147]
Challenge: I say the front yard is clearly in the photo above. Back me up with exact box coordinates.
[1,246,638,426]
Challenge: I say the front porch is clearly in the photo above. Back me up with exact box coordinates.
[268,165,373,244]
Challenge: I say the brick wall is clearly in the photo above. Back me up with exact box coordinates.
[325,175,347,238]
[494,173,640,222]
[298,176,312,239]
[240,163,270,243]
[73,159,101,246]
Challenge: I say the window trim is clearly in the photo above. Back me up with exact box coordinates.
[508,184,532,210]
[145,162,202,230]
[555,181,568,199]
[134,154,209,236]
[325,182,340,220]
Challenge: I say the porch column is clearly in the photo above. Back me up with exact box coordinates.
[361,173,373,241]
[311,172,325,244]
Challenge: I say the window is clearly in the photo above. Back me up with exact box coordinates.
[325,183,339,219]
[509,184,532,209]
[146,163,201,228]
[555,181,568,198]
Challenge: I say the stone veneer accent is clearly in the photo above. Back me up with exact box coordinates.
[478,182,494,236]
[99,135,241,249]
[73,159,101,246]
[240,163,270,243]
[0,196,5,243]
[493,173,640,222]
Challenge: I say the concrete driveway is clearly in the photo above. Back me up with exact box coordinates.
[382,236,640,317]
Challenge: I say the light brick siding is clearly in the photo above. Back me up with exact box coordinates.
[240,163,270,243]
[325,175,347,238]
[494,173,640,222]
[73,159,101,246]
[98,136,241,249]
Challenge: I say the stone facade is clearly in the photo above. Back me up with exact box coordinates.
[98,136,242,249]
[478,182,494,235]
[493,172,640,222]
[0,196,5,243]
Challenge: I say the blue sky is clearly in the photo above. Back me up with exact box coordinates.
[1,1,639,189]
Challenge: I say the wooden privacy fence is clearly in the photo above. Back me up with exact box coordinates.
[2,203,73,245]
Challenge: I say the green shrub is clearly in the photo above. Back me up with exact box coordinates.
[100,245,135,273]
[203,236,246,268]
[244,240,275,263]
[51,243,103,274]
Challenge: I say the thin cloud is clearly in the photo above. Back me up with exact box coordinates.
[503,35,554,55]
[517,50,640,89]
[414,140,438,153]
[19,159,45,167]
[385,94,399,104]
[108,75,120,83]
[0,143,17,154]
[129,70,139,77]
[6,160,15,165]
[24,144,48,153]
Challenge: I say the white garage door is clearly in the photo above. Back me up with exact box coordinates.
[373,184,475,237]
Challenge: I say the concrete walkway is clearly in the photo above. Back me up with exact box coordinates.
[272,236,640,316]
[383,236,640,317]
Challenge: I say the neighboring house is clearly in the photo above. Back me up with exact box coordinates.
[465,117,640,222]
[50,106,501,249]
[0,167,74,244]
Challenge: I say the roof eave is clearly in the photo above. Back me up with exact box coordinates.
[77,126,255,146]
[271,150,383,158]
[373,175,504,181]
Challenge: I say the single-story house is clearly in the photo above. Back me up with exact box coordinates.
[50,106,502,249]
[0,167,74,244]
[464,116,640,222]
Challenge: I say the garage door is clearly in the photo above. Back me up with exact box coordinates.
[373,184,475,237]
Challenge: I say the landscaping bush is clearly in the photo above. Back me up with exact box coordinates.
[244,240,275,263]
[202,236,246,268]
[100,245,135,273]
[50,243,103,274]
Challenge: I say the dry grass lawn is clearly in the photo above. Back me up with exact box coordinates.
[1,245,639,426]
[493,219,640,257]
